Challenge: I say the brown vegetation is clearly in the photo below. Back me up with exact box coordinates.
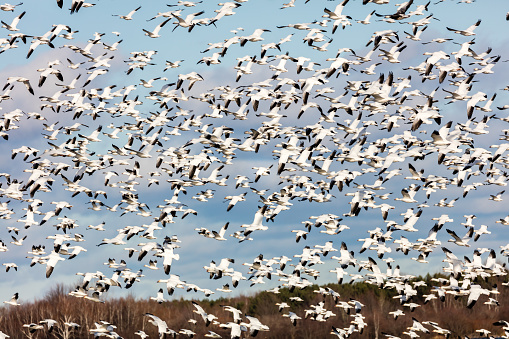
[0,273,508,338]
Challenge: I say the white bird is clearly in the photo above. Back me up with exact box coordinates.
[143,18,172,38]
[113,6,141,20]
[156,243,180,275]
[447,19,481,36]
[3,76,33,95]
[243,315,269,336]
[410,317,429,333]
[150,288,168,304]
[10,235,26,246]
[225,193,246,212]
[3,292,20,306]
[219,322,243,339]
[1,10,25,31]
[23,323,44,334]
[171,10,204,32]
[282,312,301,326]
[331,242,356,269]
[446,228,473,247]
[474,224,490,242]
[134,330,148,338]
[83,69,108,87]
[241,205,269,236]
[394,187,419,204]
[467,284,490,308]
[389,309,405,320]
[42,251,66,278]
[204,331,222,338]
[37,67,64,87]
[39,319,57,333]
[207,222,229,241]
[275,302,290,312]
[192,301,217,326]
[0,2,22,11]
[222,305,243,324]
[145,313,176,338]
[357,10,375,25]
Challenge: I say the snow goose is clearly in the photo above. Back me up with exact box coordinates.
[241,205,269,236]
[1,10,25,31]
[171,10,204,32]
[204,331,222,338]
[145,313,176,337]
[43,251,66,278]
[113,6,141,20]
[10,235,26,246]
[23,323,44,333]
[219,322,242,339]
[466,284,490,308]
[192,301,218,326]
[0,2,22,11]
[3,76,33,94]
[150,288,167,304]
[39,319,57,333]
[143,18,171,38]
[134,330,148,338]
[441,247,463,279]
[389,309,404,319]
[446,228,473,247]
[3,293,20,306]
[222,305,243,324]
[447,19,481,36]
[243,315,269,336]
[394,187,418,203]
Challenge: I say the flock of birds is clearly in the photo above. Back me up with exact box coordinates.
[0,0,508,337]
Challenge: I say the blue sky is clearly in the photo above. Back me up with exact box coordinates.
[0,0,508,307]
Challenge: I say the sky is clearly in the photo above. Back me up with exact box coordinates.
[0,0,508,309]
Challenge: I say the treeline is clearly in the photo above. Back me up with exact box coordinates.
[0,273,508,338]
